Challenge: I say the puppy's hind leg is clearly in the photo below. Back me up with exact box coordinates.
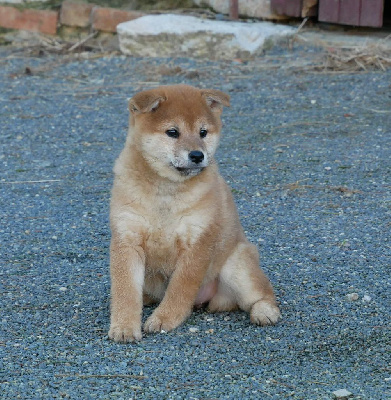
[208,282,238,313]
[215,242,281,325]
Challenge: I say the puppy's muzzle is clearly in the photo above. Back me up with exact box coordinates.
[173,150,206,176]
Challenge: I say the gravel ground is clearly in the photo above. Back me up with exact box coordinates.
[0,42,390,399]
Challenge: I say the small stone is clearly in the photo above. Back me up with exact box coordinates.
[189,327,199,333]
[346,293,359,301]
[332,389,353,399]
[59,287,67,292]
[311,99,316,104]
[205,329,214,334]
[362,295,372,302]
[222,83,234,92]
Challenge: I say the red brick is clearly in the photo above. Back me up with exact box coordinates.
[91,7,144,33]
[60,1,94,28]
[0,6,58,35]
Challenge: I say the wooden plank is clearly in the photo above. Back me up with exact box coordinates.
[339,0,360,25]
[229,0,238,20]
[271,0,303,17]
[318,0,340,23]
[360,0,384,27]
[319,0,385,27]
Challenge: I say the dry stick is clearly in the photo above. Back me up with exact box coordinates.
[355,58,367,71]
[296,17,309,34]
[55,373,146,380]
[38,35,64,52]
[377,57,386,71]
[68,32,98,52]
[1,179,61,184]
[361,107,391,114]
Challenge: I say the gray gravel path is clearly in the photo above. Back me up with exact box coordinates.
[1,43,390,399]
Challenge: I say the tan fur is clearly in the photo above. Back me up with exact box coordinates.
[108,84,280,342]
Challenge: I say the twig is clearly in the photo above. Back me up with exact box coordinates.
[376,57,386,71]
[270,378,296,389]
[296,17,309,34]
[259,389,272,397]
[55,373,146,380]
[1,179,61,184]
[361,107,391,114]
[68,32,98,52]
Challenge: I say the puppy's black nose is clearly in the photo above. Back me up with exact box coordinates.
[189,150,204,164]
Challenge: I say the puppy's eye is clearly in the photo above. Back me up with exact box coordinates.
[166,128,179,139]
[200,129,208,138]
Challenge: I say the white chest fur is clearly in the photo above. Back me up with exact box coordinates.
[114,192,210,272]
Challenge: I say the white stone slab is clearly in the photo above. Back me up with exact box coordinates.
[117,14,295,60]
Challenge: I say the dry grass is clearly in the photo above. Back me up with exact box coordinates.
[319,36,391,72]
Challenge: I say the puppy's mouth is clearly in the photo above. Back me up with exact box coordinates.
[174,166,205,176]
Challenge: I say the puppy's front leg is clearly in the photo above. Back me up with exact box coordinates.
[144,245,210,333]
[108,236,145,343]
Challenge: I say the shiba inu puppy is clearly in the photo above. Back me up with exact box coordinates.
[109,84,280,342]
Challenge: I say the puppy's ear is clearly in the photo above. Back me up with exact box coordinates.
[129,90,166,115]
[201,89,230,112]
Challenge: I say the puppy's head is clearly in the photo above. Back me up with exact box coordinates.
[128,84,230,182]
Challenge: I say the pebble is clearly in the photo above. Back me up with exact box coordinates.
[346,293,359,301]
[362,295,372,302]
[189,327,199,333]
[332,389,353,399]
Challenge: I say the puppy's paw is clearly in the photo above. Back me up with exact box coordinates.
[108,323,142,343]
[144,311,183,333]
[250,300,281,326]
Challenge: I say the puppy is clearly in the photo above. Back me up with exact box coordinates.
[109,84,280,342]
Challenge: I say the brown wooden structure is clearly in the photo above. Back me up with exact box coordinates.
[271,0,386,27]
